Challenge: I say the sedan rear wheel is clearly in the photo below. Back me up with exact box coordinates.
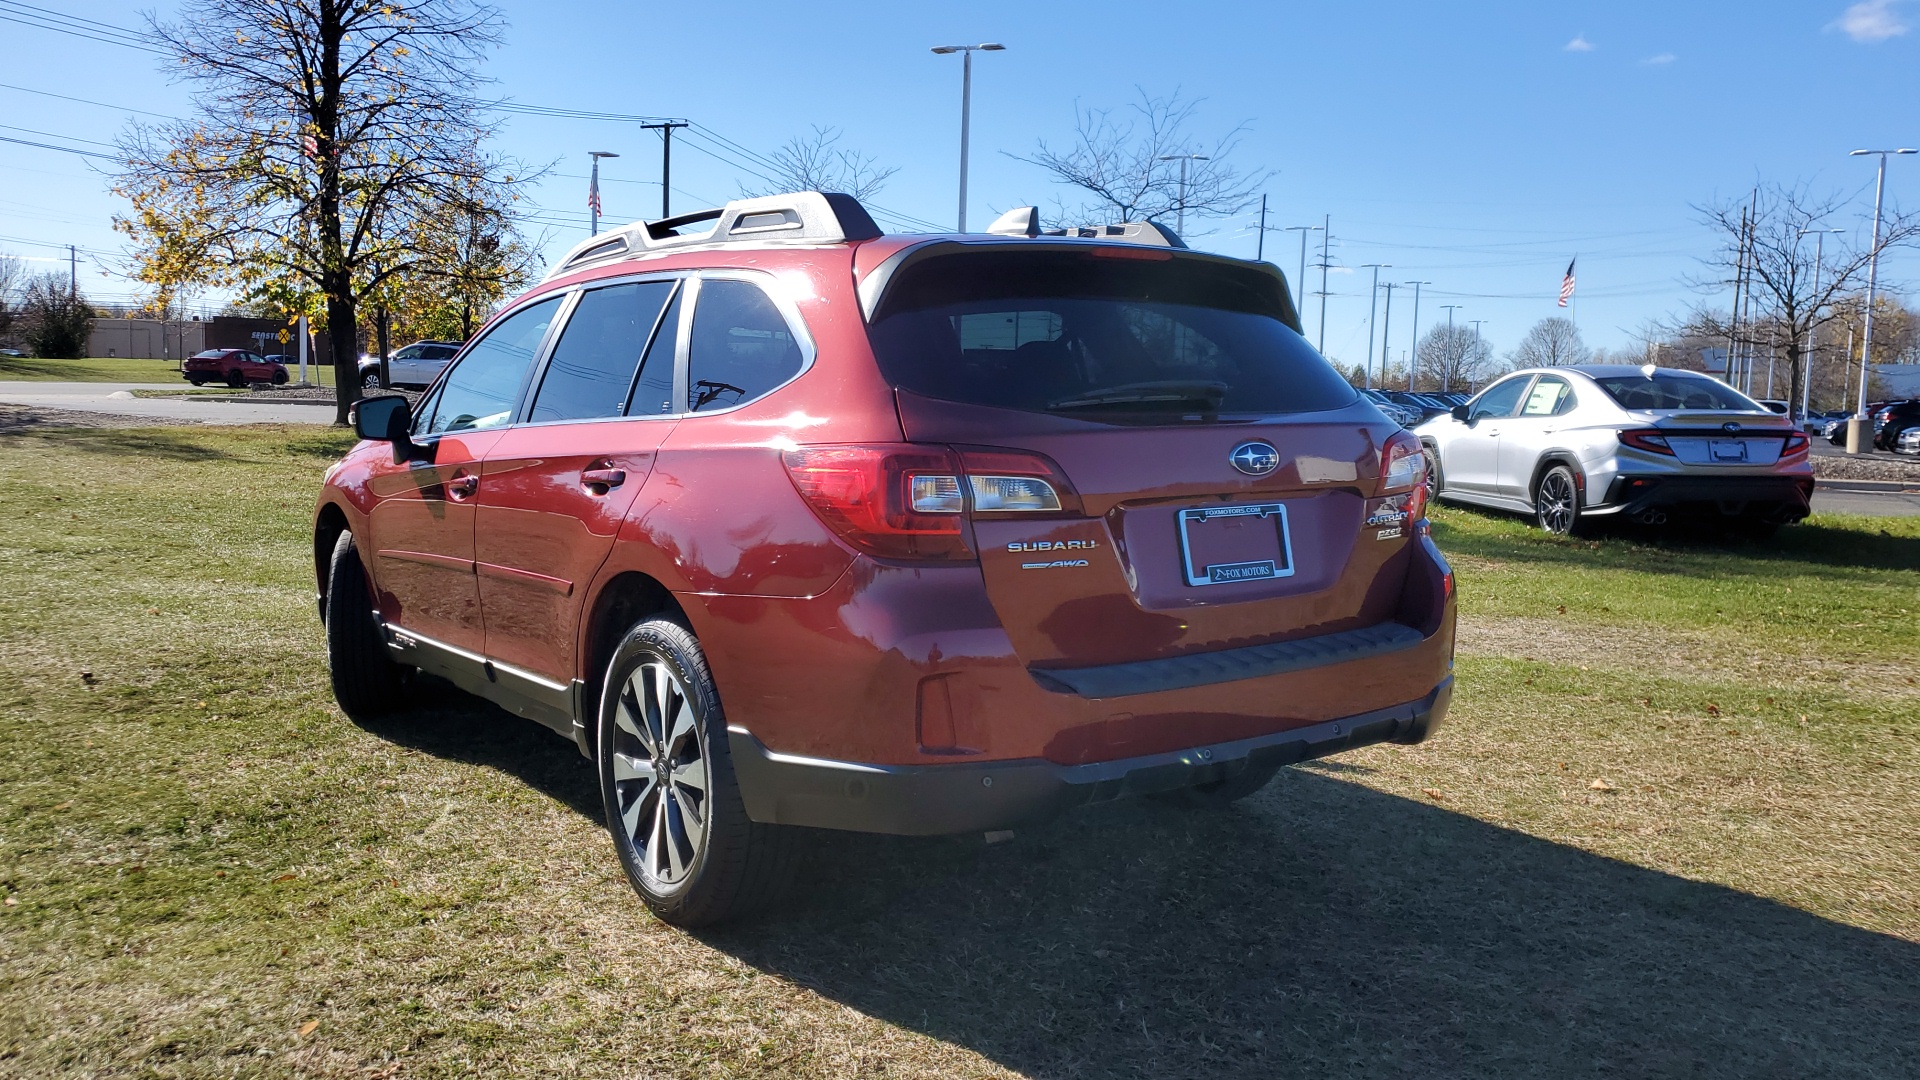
[226,368,247,389]
[1535,465,1586,537]
[599,617,795,927]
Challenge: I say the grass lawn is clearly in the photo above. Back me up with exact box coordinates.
[0,423,1915,1079]
[0,355,337,385]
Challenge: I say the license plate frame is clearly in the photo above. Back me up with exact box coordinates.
[1709,438,1749,462]
[1177,502,1295,587]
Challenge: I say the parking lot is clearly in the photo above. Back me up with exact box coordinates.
[2,420,1914,1078]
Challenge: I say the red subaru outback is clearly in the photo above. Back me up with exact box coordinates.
[314,193,1455,926]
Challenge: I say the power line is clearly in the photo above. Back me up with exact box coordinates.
[0,123,117,148]
[0,80,180,120]
[0,1,166,54]
[0,134,118,161]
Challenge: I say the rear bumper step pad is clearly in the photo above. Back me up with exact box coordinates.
[1027,621,1426,699]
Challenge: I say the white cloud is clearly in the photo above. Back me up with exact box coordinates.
[1641,53,1677,65]
[1564,34,1595,52]
[1831,0,1909,42]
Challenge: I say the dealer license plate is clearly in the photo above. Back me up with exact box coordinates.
[1178,502,1295,587]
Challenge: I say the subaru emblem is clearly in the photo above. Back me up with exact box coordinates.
[1722,421,1741,434]
[1230,441,1281,476]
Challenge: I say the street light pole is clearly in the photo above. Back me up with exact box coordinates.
[931,43,1006,232]
[1468,319,1486,391]
[1796,227,1844,423]
[1360,264,1389,388]
[1403,281,1431,390]
[1846,147,1916,453]
[1378,282,1396,389]
[1157,153,1210,236]
[587,151,619,235]
[1285,224,1322,317]
[1438,304,1462,391]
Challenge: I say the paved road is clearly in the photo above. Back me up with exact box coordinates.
[1811,486,1920,517]
[0,382,334,425]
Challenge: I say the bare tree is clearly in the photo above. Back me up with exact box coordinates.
[0,251,25,341]
[113,0,533,423]
[1012,88,1267,234]
[1415,324,1495,392]
[1697,183,1919,416]
[1508,317,1591,368]
[741,126,897,202]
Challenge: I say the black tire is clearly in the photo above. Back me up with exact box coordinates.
[598,617,796,927]
[361,369,383,390]
[1421,445,1443,505]
[1534,464,1588,537]
[1151,763,1281,809]
[187,377,207,386]
[226,368,247,389]
[323,530,405,720]
[271,368,289,385]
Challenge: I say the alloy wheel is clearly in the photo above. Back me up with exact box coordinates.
[609,660,709,888]
[1537,472,1576,535]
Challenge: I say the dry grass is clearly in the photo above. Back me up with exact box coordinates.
[1,424,1916,1078]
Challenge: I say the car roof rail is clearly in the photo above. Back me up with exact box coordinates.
[543,191,884,280]
[984,205,1188,249]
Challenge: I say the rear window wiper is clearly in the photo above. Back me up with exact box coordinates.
[1047,380,1228,412]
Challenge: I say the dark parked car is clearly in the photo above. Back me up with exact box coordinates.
[314,191,1456,926]
[182,349,288,387]
[1873,400,1920,451]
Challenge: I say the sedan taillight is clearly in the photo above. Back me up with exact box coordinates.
[1780,431,1809,457]
[1618,429,1675,455]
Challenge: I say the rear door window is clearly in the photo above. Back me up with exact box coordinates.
[627,284,682,417]
[685,278,806,412]
[529,281,675,423]
[865,249,1353,418]
[1519,376,1572,417]
[423,296,562,435]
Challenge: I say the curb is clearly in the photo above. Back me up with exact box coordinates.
[1814,478,1920,493]
[158,394,335,406]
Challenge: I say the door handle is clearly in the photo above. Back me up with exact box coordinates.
[446,472,478,500]
[582,467,626,494]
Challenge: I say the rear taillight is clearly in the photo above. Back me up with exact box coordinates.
[1619,429,1674,455]
[1781,431,1809,457]
[783,444,1080,561]
[1378,430,1428,520]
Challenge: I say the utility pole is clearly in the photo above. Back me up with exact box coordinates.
[68,244,76,296]
[1361,264,1390,388]
[1157,153,1210,236]
[1403,281,1430,390]
[1255,194,1267,261]
[637,123,687,218]
[1846,147,1916,453]
[1285,223,1322,317]
[931,43,1006,232]
[1316,215,1332,353]
[588,150,619,234]
[1723,200,1750,388]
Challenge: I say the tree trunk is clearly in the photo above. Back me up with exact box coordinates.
[376,306,391,389]
[328,285,360,425]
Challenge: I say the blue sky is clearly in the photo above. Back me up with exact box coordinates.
[2,0,1916,364]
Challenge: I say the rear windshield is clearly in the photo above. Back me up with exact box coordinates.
[1592,374,1760,412]
[866,249,1355,418]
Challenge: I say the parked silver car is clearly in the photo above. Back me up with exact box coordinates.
[357,340,463,389]
[1414,364,1813,537]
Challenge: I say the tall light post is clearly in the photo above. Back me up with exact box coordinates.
[1280,223,1322,317]
[1378,282,1397,389]
[1845,148,1915,453]
[1795,226,1844,422]
[1438,304,1462,391]
[1403,281,1431,390]
[931,43,1006,232]
[1157,153,1210,236]
[1360,264,1390,388]
[587,151,619,235]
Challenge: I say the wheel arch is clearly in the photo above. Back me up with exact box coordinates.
[576,571,690,756]
[1528,451,1587,505]
[313,501,352,621]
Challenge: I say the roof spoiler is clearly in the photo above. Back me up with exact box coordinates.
[984,205,1187,249]
[543,191,883,281]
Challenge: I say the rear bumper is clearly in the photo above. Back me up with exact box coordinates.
[728,677,1451,835]
[1591,473,1814,520]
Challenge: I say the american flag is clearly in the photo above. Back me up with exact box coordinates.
[588,178,602,217]
[1557,259,1576,308]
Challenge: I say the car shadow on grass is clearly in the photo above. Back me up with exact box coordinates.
[353,687,1920,1079]
[709,772,1920,1079]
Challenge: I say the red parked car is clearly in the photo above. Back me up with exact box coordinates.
[314,193,1456,926]
[182,348,288,387]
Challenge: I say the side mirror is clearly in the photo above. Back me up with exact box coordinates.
[1450,404,1471,424]
[351,395,416,464]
